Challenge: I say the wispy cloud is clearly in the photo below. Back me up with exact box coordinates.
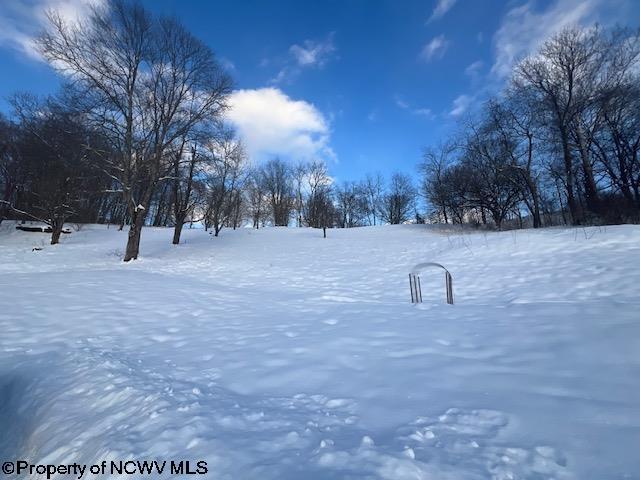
[271,32,336,84]
[394,96,409,110]
[427,0,457,23]
[419,35,449,62]
[226,87,335,163]
[0,0,104,60]
[289,35,336,67]
[449,94,472,117]
[413,108,434,118]
[464,60,484,80]
[394,95,434,120]
[450,0,630,120]
[219,57,236,73]
[490,0,621,79]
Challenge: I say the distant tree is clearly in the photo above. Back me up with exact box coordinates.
[203,132,247,236]
[461,116,522,230]
[306,184,334,237]
[303,160,332,227]
[292,161,308,227]
[260,158,294,226]
[380,173,416,224]
[246,168,268,229]
[335,181,367,227]
[420,142,457,223]
[362,173,384,225]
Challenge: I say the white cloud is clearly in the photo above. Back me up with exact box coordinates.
[464,60,484,78]
[0,0,104,60]
[419,35,449,62]
[449,94,472,117]
[490,0,620,79]
[427,0,457,22]
[272,33,336,84]
[226,88,335,163]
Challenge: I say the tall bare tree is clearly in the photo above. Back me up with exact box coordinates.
[38,0,231,260]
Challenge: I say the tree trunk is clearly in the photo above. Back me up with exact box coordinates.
[50,217,64,245]
[527,180,542,228]
[560,131,580,225]
[555,181,568,225]
[575,126,600,216]
[172,215,185,245]
[124,210,145,261]
[532,193,542,228]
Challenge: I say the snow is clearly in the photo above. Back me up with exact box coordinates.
[1,222,639,479]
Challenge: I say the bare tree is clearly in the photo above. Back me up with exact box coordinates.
[38,0,231,260]
[303,160,332,227]
[203,132,247,236]
[260,158,294,226]
[8,94,104,243]
[420,142,457,224]
[486,96,544,227]
[170,135,205,245]
[292,161,308,227]
[362,172,384,225]
[514,28,599,223]
[380,173,416,224]
[462,116,522,230]
[335,182,367,228]
[245,168,267,229]
[593,81,640,212]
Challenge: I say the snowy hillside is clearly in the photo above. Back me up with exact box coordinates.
[1,223,639,479]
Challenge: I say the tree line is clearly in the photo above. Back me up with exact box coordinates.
[421,26,640,229]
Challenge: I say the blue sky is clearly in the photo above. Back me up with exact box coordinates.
[0,0,638,182]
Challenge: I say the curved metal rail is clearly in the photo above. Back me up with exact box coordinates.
[409,262,454,305]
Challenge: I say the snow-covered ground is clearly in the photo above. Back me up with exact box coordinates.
[1,222,639,479]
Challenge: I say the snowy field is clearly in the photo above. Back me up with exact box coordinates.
[1,222,639,479]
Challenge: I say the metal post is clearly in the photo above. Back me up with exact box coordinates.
[409,274,415,303]
[445,271,453,304]
[409,274,423,304]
